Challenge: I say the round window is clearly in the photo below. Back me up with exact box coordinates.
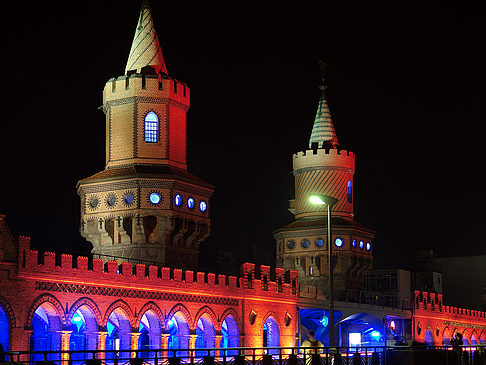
[89,196,99,210]
[359,240,364,249]
[124,193,134,206]
[352,238,357,248]
[149,192,161,205]
[174,194,182,206]
[187,197,195,209]
[301,239,310,248]
[287,240,296,249]
[366,242,371,251]
[335,237,343,247]
[105,193,117,208]
[315,238,324,247]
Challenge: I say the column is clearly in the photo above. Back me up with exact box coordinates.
[161,333,171,359]
[131,332,141,358]
[58,330,73,363]
[189,334,198,363]
[215,335,223,361]
[96,331,108,360]
[115,216,131,244]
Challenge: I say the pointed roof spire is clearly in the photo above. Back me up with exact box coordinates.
[308,61,339,149]
[125,1,167,76]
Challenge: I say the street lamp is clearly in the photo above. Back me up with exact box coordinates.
[309,194,338,348]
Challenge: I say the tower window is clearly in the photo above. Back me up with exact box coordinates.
[347,180,353,203]
[144,112,159,143]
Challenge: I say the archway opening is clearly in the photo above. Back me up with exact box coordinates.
[221,315,239,356]
[442,328,451,346]
[167,312,190,357]
[106,308,131,361]
[480,332,486,345]
[70,305,99,363]
[263,317,279,355]
[462,331,469,346]
[424,329,433,346]
[0,305,9,362]
[471,333,478,346]
[138,310,161,359]
[339,313,384,348]
[30,303,62,363]
[195,314,216,357]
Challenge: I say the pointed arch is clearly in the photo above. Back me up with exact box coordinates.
[218,308,242,334]
[261,311,281,329]
[135,301,164,329]
[26,293,66,329]
[167,303,192,330]
[0,295,16,329]
[479,331,486,345]
[471,330,479,345]
[68,297,102,326]
[102,300,135,329]
[442,327,451,345]
[193,306,218,331]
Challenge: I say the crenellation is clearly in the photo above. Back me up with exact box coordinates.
[173,268,182,281]
[104,260,118,274]
[161,267,170,280]
[92,258,103,273]
[148,265,158,279]
[197,271,205,285]
[77,256,88,271]
[44,252,56,268]
[207,272,215,286]
[134,264,145,277]
[218,274,226,287]
[185,270,194,283]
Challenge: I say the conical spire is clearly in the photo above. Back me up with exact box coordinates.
[308,62,338,149]
[125,1,167,76]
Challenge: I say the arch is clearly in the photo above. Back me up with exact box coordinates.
[195,313,216,357]
[221,314,240,355]
[262,315,280,355]
[193,306,218,331]
[26,293,66,329]
[470,331,478,346]
[102,299,135,329]
[0,295,15,329]
[68,298,101,361]
[167,304,192,330]
[424,329,434,346]
[462,329,469,346]
[135,302,163,329]
[30,300,64,363]
[0,299,12,361]
[442,327,451,346]
[218,308,242,334]
[105,305,133,361]
[479,331,486,345]
[138,303,163,359]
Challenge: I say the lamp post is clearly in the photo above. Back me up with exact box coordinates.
[309,194,338,348]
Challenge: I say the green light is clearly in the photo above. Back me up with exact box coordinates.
[309,195,327,205]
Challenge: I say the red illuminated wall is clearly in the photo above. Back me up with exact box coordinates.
[0,236,299,355]
[413,291,486,346]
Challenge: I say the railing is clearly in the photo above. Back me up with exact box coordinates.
[3,345,486,365]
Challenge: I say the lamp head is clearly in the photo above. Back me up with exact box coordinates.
[309,194,338,207]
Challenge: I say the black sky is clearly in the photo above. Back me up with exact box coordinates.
[1,2,485,270]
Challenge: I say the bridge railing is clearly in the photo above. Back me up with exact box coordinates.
[3,345,486,365]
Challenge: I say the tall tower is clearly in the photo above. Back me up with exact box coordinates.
[273,63,374,299]
[76,2,213,269]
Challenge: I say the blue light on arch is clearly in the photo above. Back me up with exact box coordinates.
[0,305,9,361]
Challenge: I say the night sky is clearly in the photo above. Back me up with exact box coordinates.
[2,2,485,271]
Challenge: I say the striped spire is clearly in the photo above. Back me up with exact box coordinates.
[125,1,167,76]
[308,62,338,149]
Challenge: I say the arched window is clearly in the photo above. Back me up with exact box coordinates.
[347,181,352,203]
[30,303,62,363]
[263,316,279,355]
[221,315,239,356]
[424,329,433,346]
[144,112,159,143]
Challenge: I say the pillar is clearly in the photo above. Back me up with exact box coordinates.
[189,334,198,363]
[132,214,146,244]
[115,216,131,244]
[58,330,73,363]
[131,332,141,358]
[215,335,223,361]
[161,333,171,359]
[96,331,108,360]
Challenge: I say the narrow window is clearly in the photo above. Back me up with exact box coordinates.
[144,112,159,143]
[347,180,353,203]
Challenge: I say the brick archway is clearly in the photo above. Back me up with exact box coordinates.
[26,293,66,329]
[193,306,218,331]
[0,295,16,329]
[167,303,192,330]
[68,297,102,326]
[219,307,242,334]
[102,299,135,330]
[135,301,164,329]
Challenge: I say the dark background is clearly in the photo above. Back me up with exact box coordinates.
[1,2,485,272]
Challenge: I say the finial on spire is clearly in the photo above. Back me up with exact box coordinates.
[125,1,167,77]
[308,61,339,149]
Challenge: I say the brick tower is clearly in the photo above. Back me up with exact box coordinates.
[76,2,213,269]
[273,64,374,299]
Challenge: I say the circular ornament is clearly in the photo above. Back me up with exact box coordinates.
[315,238,324,247]
[123,191,135,207]
[88,195,100,210]
[187,197,195,209]
[287,240,295,249]
[352,239,357,248]
[359,240,364,249]
[199,200,207,212]
[149,192,162,205]
[105,193,117,209]
[174,194,183,207]
[301,239,310,248]
[366,242,371,251]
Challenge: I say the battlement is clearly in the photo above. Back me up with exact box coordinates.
[18,250,298,297]
[414,291,486,319]
[293,148,355,172]
[103,73,190,107]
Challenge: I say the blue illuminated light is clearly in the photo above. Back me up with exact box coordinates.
[352,239,357,248]
[72,315,82,322]
[315,238,324,247]
[371,330,381,338]
[366,242,371,251]
[174,194,182,206]
[334,237,343,247]
[320,315,329,327]
[301,239,310,248]
[124,194,134,205]
[199,201,207,212]
[149,193,161,204]
[187,198,195,209]
[359,240,364,249]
